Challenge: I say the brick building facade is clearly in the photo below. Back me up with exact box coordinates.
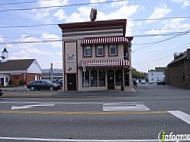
[165,49,190,89]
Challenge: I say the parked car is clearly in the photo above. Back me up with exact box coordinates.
[157,81,165,85]
[27,80,61,91]
[53,79,63,86]
[0,89,3,96]
[141,80,146,84]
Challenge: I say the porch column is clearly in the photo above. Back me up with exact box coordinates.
[121,67,124,91]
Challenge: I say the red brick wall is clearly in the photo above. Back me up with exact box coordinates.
[9,73,41,86]
[26,73,41,84]
[166,59,190,89]
[10,74,24,86]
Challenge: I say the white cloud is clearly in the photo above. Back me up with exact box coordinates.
[0,35,4,42]
[35,11,50,19]
[111,0,128,7]
[54,9,67,21]
[97,5,139,20]
[147,4,172,23]
[35,0,69,19]
[90,0,106,4]
[41,33,61,48]
[171,0,190,7]
[146,18,190,35]
[66,5,139,36]
[10,48,53,60]
[65,7,91,23]
[10,50,31,59]
[38,0,68,7]
[65,4,139,36]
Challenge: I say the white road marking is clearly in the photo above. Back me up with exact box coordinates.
[0,137,158,142]
[0,101,143,105]
[103,102,150,111]
[11,103,55,110]
[168,110,190,125]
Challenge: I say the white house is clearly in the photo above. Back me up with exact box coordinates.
[148,67,166,83]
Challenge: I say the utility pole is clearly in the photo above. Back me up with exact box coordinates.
[50,63,53,82]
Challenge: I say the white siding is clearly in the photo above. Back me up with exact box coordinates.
[148,71,165,83]
[27,60,42,74]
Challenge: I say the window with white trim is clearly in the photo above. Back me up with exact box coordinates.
[84,45,91,57]
[96,44,104,56]
[109,44,117,56]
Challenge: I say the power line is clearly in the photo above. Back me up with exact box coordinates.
[0,0,53,6]
[128,16,190,21]
[1,17,190,29]
[126,26,190,32]
[133,42,190,66]
[0,39,62,46]
[1,31,190,42]
[134,42,190,64]
[0,0,130,13]
[133,29,190,52]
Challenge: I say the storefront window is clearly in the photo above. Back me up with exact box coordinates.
[82,70,89,87]
[99,69,105,86]
[91,70,97,87]
[116,69,122,85]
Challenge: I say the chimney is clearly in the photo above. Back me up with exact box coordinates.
[187,48,190,56]
[1,48,8,62]
[174,52,179,60]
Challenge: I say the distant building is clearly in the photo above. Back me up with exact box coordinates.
[148,67,166,83]
[42,69,63,80]
[166,49,190,89]
[0,48,42,86]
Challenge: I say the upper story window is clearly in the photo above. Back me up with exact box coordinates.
[84,45,91,57]
[96,44,104,57]
[109,44,117,56]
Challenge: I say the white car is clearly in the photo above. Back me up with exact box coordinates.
[141,80,146,84]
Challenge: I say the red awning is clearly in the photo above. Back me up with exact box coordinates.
[79,59,130,68]
[81,37,129,45]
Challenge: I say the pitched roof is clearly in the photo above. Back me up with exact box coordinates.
[2,48,8,53]
[0,59,35,71]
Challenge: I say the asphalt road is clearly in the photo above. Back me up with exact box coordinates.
[0,84,190,142]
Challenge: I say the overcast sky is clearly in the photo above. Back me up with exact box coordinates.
[0,0,190,72]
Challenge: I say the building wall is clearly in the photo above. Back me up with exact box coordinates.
[166,60,190,89]
[148,71,165,83]
[9,73,41,86]
[60,20,131,91]
[27,60,42,74]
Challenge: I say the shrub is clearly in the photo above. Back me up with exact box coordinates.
[8,80,13,85]
[19,80,24,86]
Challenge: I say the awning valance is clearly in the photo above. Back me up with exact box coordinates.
[81,37,129,45]
[79,59,130,68]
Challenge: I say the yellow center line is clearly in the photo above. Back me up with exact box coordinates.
[0,110,169,115]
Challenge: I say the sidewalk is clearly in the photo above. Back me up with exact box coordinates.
[0,87,136,98]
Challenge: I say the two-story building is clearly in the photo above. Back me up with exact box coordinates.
[58,19,133,91]
[148,67,166,84]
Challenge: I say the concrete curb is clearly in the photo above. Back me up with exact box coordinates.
[0,87,136,98]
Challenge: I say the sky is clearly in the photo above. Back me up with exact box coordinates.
[0,0,190,72]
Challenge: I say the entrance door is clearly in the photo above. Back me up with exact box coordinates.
[0,78,4,86]
[67,74,76,91]
[107,70,114,89]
